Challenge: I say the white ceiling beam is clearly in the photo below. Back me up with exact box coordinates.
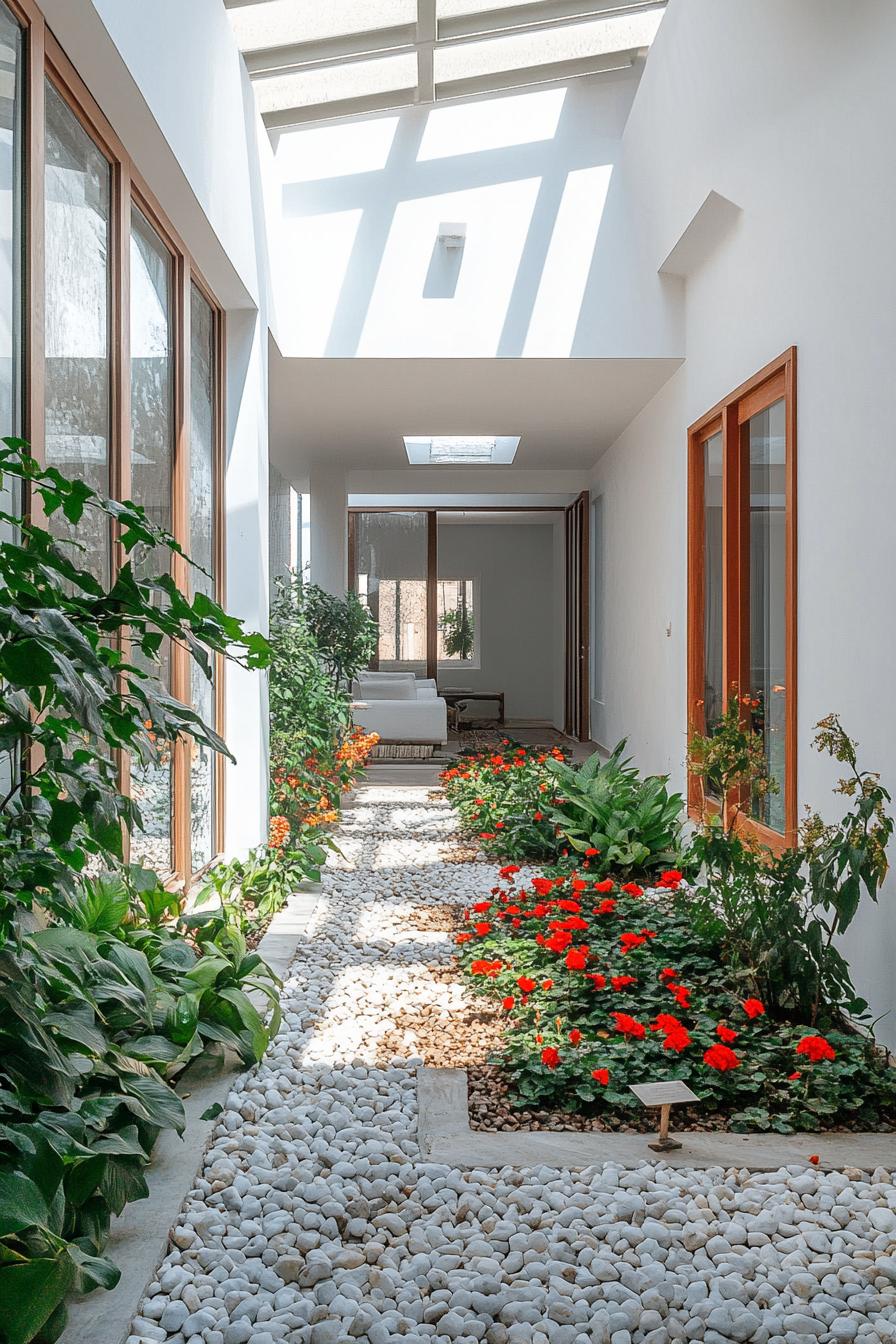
[245,25,417,77]
[262,87,419,131]
[439,0,665,41]
[435,46,639,99]
[416,0,437,103]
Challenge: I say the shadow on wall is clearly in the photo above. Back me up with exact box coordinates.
[274,76,659,361]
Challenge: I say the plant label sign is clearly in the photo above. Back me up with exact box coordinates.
[629,1081,699,1107]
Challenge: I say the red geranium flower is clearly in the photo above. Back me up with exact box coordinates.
[499,864,520,879]
[611,1012,646,1039]
[502,996,515,1011]
[470,960,503,978]
[663,1026,692,1053]
[479,832,496,840]
[472,901,491,913]
[592,1068,609,1085]
[620,882,643,897]
[455,932,473,944]
[517,976,537,994]
[541,979,553,990]
[533,811,543,821]
[541,1047,560,1069]
[565,947,589,971]
[703,1043,740,1071]
[742,998,765,1019]
[620,931,647,954]
[532,877,555,896]
[568,1029,582,1045]
[474,922,491,936]
[585,847,600,857]
[659,967,678,981]
[611,975,636,991]
[586,973,607,989]
[716,1024,738,1043]
[594,879,615,893]
[670,984,691,1009]
[796,1034,836,1063]
[788,1071,801,1081]
[595,898,617,915]
[546,930,573,954]
[652,1013,683,1033]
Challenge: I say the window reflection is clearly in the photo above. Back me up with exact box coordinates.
[748,398,787,833]
[190,284,216,871]
[129,209,174,872]
[702,430,724,801]
[44,80,111,583]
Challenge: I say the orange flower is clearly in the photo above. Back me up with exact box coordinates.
[268,816,290,850]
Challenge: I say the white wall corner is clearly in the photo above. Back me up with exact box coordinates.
[658,190,742,279]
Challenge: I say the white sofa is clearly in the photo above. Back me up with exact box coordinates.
[350,671,448,746]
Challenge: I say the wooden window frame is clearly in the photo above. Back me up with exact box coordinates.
[687,347,797,852]
[10,0,227,887]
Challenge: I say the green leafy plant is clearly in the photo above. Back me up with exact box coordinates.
[546,742,685,877]
[0,439,275,1342]
[191,837,331,941]
[441,742,568,861]
[440,605,475,660]
[686,713,892,1024]
[687,689,777,833]
[288,572,377,691]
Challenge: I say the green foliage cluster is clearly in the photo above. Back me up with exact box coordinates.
[442,739,684,877]
[0,440,276,1344]
[687,713,893,1024]
[545,742,684,876]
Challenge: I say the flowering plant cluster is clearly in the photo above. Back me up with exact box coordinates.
[456,865,896,1132]
[441,741,570,861]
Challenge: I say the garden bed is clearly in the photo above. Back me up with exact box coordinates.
[441,740,896,1137]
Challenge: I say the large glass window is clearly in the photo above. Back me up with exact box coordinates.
[189,283,217,871]
[44,80,111,582]
[436,578,477,668]
[688,353,796,845]
[129,208,174,873]
[353,511,431,674]
[748,398,787,832]
[0,1,20,803]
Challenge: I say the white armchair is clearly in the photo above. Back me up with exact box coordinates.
[350,672,448,746]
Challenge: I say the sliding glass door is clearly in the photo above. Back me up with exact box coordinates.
[351,510,435,677]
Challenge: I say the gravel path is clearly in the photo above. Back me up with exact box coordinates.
[129,783,896,1344]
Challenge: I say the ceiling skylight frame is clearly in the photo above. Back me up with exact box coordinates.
[404,435,521,465]
[226,0,667,131]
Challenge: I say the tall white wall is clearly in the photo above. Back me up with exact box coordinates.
[591,0,896,1041]
[40,0,279,855]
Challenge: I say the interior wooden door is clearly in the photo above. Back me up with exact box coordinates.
[564,490,590,741]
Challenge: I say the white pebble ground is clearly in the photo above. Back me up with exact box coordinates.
[128,783,896,1344]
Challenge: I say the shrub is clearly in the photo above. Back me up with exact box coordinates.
[545,741,684,877]
[441,742,568,861]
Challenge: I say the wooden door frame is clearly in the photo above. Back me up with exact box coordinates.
[687,347,797,851]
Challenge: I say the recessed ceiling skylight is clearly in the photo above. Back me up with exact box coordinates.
[404,435,520,465]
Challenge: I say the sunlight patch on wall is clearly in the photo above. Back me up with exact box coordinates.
[523,164,612,357]
[358,177,541,357]
[417,87,566,161]
[276,116,400,184]
[283,208,363,356]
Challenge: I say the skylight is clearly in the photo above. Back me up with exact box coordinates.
[404,435,520,464]
[226,0,668,131]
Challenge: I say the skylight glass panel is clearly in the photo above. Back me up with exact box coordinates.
[228,0,417,55]
[404,436,520,464]
[434,10,663,84]
[253,52,418,115]
[438,0,545,19]
[430,437,496,463]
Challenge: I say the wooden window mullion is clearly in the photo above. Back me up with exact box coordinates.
[171,253,191,884]
[425,509,437,682]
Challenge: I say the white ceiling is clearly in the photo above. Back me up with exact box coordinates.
[268,351,681,480]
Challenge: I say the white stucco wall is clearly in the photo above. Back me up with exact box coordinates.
[591,0,896,1041]
[39,0,278,855]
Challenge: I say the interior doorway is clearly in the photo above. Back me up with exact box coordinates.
[348,504,590,739]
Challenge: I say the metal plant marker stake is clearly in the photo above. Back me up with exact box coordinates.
[628,1081,699,1152]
